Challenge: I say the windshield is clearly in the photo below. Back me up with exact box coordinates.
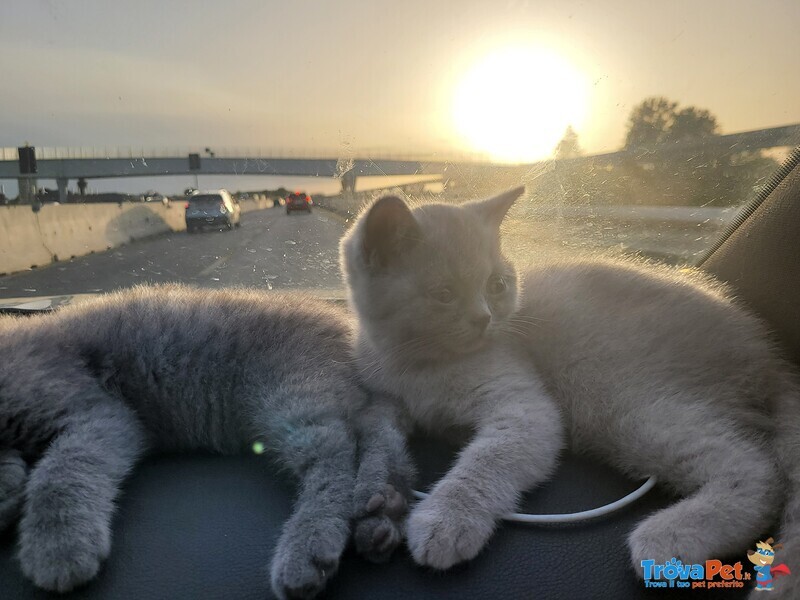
[1,1,799,301]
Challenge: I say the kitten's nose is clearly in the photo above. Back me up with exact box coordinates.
[471,313,491,332]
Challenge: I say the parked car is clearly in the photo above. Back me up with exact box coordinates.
[185,190,241,232]
[285,192,312,214]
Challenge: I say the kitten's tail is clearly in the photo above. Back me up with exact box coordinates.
[763,375,800,598]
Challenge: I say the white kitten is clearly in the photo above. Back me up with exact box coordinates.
[341,188,800,599]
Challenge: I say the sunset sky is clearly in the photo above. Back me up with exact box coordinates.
[1,0,798,193]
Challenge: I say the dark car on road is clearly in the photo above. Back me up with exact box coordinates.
[185,190,241,232]
[286,192,312,214]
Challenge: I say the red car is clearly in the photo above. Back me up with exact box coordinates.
[285,192,312,214]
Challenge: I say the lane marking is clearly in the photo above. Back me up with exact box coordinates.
[197,210,279,277]
[198,254,230,277]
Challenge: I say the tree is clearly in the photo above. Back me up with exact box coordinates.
[625,97,718,150]
[622,97,777,206]
[554,126,582,160]
[624,97,678,150]
[670,107,718,142]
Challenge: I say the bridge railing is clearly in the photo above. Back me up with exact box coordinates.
[0,146,327,161]
[0,146,488,163]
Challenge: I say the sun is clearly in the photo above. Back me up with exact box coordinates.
[453,45,590,163]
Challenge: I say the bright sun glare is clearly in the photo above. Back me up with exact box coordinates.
[453,45,590,163]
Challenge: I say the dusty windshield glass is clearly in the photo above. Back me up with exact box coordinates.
[0,1,798,302]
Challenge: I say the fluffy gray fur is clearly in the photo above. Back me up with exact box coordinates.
[0,285,412,599]
[341,188,800,599]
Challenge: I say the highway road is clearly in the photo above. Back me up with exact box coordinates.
[0,207,348,299]
[0,201,717,302]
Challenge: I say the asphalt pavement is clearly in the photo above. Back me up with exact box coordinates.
[0,200,708,303]
[0,207,348,299]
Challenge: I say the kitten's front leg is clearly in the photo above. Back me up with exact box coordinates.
[0,449,28,532]
[352,395,415,563]
[18,400,146,592]
[261,391,359,600]
[407,381,563,570]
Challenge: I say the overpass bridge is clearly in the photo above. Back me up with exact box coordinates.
[0,148,446,203]
[2,122,798,203]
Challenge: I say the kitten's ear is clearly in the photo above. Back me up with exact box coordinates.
[472,186,525,228]
[362,196,420,268]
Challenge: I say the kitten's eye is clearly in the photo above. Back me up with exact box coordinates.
[430,287,455,304]
[487,276,507,295]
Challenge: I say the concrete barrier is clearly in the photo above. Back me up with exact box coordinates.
[239,198,272,213]
[313,192,373,221]
[0,208,52,274]
[0,198,273,276]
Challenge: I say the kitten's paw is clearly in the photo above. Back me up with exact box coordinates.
[18,511,111,592]
[270,515,349,600]
[353,484,408,563]
[628,511,707,577]
[406,494,495,570]
[0,450,28,532]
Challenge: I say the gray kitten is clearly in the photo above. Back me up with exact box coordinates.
[0,285,412,599]
[341,187,800,599]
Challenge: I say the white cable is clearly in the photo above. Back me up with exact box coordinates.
[411,476,657,524]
